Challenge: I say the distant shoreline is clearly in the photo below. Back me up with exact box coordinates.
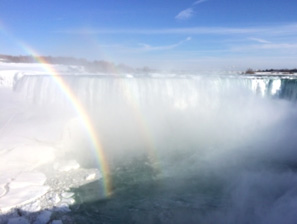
[244,68,297,75]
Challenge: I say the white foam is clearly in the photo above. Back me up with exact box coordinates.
[271,79,281,95]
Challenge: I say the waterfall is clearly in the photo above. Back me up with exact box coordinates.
[6,73,297,223]
[13,75,297,110]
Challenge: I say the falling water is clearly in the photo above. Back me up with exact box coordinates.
[11,74,297,223]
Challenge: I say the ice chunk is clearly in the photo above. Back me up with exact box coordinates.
[61,192,74,198]
[85,173,96,181]
[61,198,75,205]
[46,168,101,191]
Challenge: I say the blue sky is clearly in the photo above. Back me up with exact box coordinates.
[0,0,297,70]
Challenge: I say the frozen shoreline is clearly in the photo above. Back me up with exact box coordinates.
[0,116,102,223]
[0,63,103,223]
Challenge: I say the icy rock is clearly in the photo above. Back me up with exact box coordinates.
[10,172,47,189]
[7,217,30,224]
[54,160,80,172]
[61,192,74,198]
[0,185,49,212]
[33,210,52,224]
[51,220,63,224]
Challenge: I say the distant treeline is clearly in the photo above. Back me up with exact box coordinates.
[0,54,155,74]
[245,68,297,74]
[257,69,297,73]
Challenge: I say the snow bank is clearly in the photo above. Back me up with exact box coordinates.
[0,185,49,212]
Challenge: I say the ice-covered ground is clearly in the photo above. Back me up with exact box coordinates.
[0,63,102,224]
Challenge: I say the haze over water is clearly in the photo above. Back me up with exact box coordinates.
[2,71,297,223]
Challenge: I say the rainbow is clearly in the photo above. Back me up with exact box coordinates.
[0,20,112,195]
[29,52,112,196]
[0,22,159,195]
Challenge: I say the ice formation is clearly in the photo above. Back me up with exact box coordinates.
[0,63,103,223]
